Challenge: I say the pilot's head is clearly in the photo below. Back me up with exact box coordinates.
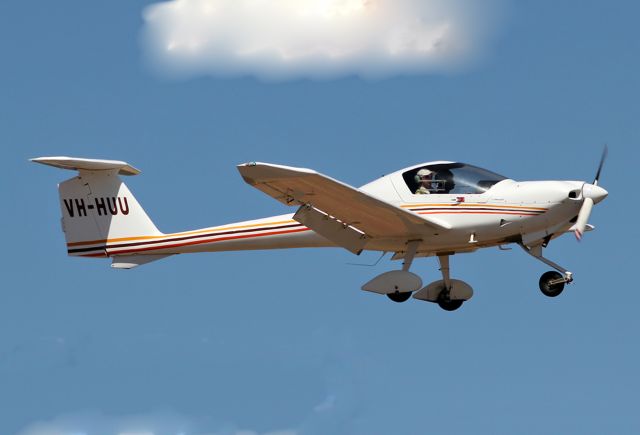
[415,168,435,189]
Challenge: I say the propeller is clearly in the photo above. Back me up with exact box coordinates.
[574,197,593,241]
[574,145,608,241]
[592,144,608,186]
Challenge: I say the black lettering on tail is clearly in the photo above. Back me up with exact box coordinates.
[107,197,118,215]
[63,199,74,217]
[75,199,86,217]
[95,197,107,216]
[118,197,130,215]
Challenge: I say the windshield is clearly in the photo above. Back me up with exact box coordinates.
[403,163,507,195]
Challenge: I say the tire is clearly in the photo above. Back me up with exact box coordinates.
[387,291,412,303]
[539,271,565,297]
[436,290,464,311]
[437,298,464,311]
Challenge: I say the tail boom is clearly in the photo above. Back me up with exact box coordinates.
[68,214,331,258]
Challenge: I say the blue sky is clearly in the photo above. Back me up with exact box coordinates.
[1,1,639,434]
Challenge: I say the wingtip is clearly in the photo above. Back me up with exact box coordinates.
[31,156,58,164]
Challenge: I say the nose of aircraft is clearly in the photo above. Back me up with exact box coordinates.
[583,183,608,204]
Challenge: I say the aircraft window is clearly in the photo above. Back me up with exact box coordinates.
[403,163,507,195]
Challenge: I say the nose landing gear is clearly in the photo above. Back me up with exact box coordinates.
[520,243,574,298]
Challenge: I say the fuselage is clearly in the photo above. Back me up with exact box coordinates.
[73,176,598,259]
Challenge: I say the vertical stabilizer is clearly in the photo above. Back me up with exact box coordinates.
[33,157,162,257]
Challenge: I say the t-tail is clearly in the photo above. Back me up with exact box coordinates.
[31,157,167,268]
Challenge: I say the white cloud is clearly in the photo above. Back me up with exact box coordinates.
[141,0,504,80]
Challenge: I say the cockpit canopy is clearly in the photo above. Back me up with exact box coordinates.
[403,163,507,195]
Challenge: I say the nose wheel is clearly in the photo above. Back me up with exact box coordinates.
[539,271,568,297]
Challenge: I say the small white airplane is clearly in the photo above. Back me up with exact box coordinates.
[32,150,608,311]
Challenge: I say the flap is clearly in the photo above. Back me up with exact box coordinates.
[238,162,450,239]
[293,204,368,254]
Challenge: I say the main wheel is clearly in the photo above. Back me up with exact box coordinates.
[437,299,463,311]
[387,291,412,303]
[436,291,464,311]
[539,271,565,297]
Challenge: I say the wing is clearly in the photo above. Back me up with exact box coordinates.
[237,162,449,253]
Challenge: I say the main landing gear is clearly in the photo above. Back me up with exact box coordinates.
[360,243,473,311]
[519,243,573,298]
[386,240,421,303]
[361,241,424,303]
[415,254,471,312]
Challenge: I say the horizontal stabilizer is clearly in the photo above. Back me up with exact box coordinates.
[31,156,141,176]
[111,254,173,269]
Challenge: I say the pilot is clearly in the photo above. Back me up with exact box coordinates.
[414,168,435,194]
